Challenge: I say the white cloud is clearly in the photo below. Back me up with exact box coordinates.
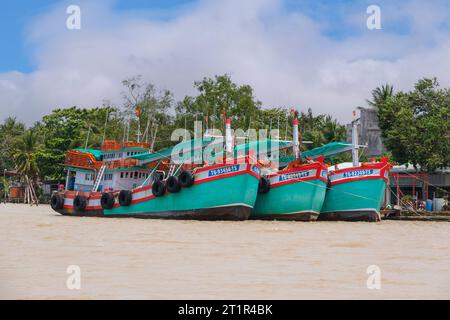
[1,0,450,125]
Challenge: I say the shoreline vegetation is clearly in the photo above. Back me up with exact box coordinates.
[0,74,449,210]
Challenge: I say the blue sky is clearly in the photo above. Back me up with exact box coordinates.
[1,0,449,124]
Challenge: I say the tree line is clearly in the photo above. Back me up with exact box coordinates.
[368,78,450,172]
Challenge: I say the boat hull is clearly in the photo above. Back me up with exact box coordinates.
[319,163,390,222]
[53,163,260,221]
[252,162,328,221]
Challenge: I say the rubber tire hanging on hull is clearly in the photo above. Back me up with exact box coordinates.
[152,180,166,197]
[51,193,64,210]
[73,195,87,212]
[166,176,181,193]
[258,176,271,194]
[101,192,115,209]
[119,190,132,206]
[179,171,194,187]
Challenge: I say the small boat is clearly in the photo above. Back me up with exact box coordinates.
[51,132,262,220]
[318,113,391,222]
[251,119,328,221]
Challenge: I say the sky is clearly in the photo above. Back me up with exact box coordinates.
[1,0,450,125]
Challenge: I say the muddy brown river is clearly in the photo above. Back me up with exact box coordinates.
[0,204,448,299]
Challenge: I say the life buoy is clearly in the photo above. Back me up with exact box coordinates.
[73,195,87,211]
[178,171,194,187]
[119,190,132,206]
[152,180,166,197]
[101,192,115,209]
[258,176,271,194]
[50,193,64,210]
[166,176,181,193]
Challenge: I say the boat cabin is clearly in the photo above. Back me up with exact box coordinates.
[64,141,153,192]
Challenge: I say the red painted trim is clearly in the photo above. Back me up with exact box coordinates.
[268,162,326,178]
[132,185,152,194]
[64,195,102,200]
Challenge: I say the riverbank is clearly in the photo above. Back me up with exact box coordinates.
[1,204,449,299]
[382,209,450,221]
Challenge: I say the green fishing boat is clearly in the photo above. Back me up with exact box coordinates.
[251,119,328,221]
[319,160,390,222]
[252,160,328,221]
[318,114,391,222]
[51,135,261,220]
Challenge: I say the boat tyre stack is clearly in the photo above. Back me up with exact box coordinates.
[119,190,132,206]
[258,176,271,194]
[101,192,115,209]
[73,195,87,212]
[152,180,166,197]
[50,193,64,210]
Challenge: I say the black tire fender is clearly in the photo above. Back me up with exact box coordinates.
[166,176,181,193]
[101,192,115,209]
[118,190,132,206]
[73,195,87,211]
[179,171,194,187]
[152,180,166,197]
[50,193,64,210]
[258,176,271,194]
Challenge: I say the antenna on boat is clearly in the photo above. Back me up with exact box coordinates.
[351,110,360,167]
[293,118,301,160]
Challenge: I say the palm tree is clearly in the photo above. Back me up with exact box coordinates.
[367,84,394,109]
[12,130,40,205]
[0,117,25,170]
[323,116,346,142]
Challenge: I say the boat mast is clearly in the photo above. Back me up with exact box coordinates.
[351,110,359,167]
[225,118,233,156]
[293,118,301,160]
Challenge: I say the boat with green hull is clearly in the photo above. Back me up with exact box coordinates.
[318,113,391,222]
[54,162,261,220]
[252,161,328,221]
[319,160,390,222]
[51,133,262,220]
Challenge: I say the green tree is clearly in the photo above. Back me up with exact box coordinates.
[176,74,261,132]
[367,84,394,109]
[121,76,175,151]
[376,78,450,171]
[33,106,121,179]
[0,117,25,170]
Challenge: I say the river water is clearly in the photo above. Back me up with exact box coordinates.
[0,204,449,299]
